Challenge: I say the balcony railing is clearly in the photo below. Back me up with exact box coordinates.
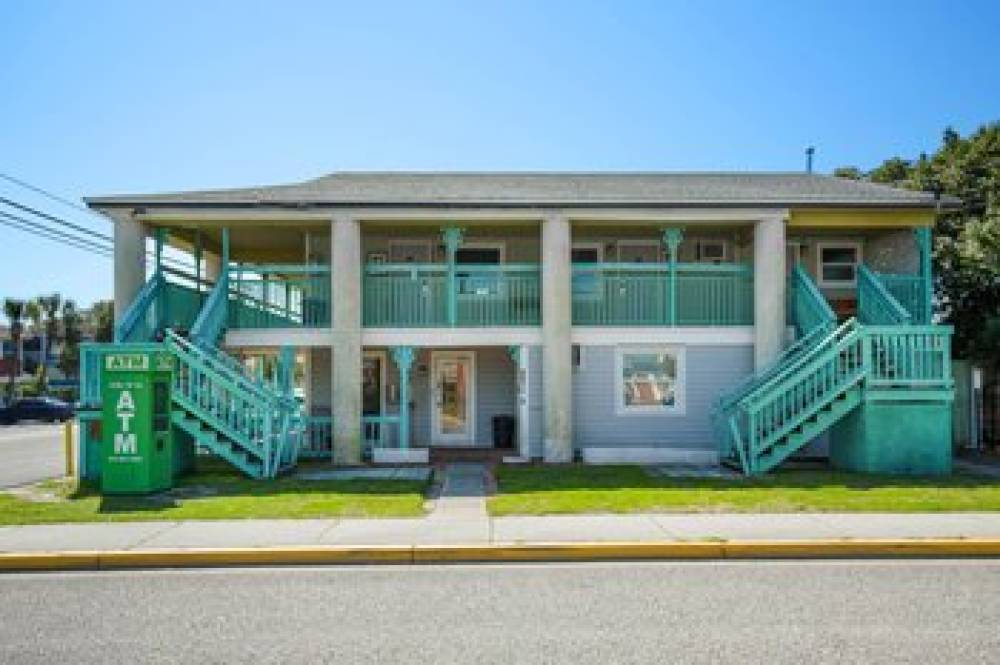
[876,272,929,324]
[363,263,541,327]
[228,264,331,329]
[298,414,402,458]
[572,263,753,326]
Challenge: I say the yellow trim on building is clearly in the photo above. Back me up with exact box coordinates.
[789,208,934,229]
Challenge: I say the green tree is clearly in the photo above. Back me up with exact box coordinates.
[23,300,41,375]
[3,298,26,400]
[90,300,114,343]
[37,293,62,386]
[836,122,1000,363]
[832,166,862,180]
[59,300,82,379]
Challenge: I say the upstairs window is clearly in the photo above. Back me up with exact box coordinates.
[695,239,728,263]
[817,242,862,287]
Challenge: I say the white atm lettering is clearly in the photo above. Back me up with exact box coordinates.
[114,389,138,456]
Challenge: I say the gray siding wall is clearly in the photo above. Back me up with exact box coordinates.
[572,344,753,450]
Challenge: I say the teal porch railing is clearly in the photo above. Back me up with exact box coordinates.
[571,263,753,326]
[114,267,211,343]
[363,263,541,327]
[875,272,928,324]
[789,263,837,336]
[858,265,912,326]
[299,414,403,458]
[229,264,331,329]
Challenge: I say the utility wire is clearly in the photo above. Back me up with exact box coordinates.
[0,211,113,257]
[0,172,108,221]
[0,196,112,243]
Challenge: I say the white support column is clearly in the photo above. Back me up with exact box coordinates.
[754,215,787,369]
[541,213,573,462]
[331,214,363,465]
[111,210,146,325]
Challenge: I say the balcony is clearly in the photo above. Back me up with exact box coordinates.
[363,263,541,327]
[572,263,753,326]
[228,264,331,329]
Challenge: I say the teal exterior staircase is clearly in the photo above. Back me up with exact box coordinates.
[93,255,302,480]
[714,263,952,476]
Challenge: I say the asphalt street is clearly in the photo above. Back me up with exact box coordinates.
[0,559,997,664]
[0,422,65,489]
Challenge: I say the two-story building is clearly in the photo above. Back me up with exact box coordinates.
[80,172,956,479]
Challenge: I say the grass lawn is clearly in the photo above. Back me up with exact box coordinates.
[488,465,1000,515]
[0,461,428,525]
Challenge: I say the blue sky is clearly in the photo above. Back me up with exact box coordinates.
[1,0,997,313]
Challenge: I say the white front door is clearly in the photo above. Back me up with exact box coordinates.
[431,351,476,446]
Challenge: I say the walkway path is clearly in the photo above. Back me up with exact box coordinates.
[2,511,1000,553]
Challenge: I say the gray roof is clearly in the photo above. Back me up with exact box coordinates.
[85,172,953,209]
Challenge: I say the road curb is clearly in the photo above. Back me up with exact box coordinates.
[2,539,1000,571]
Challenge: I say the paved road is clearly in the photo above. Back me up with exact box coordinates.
[0,560,997,664]
[0,422,65,489]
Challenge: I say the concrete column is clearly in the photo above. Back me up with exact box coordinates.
[331,215,363,465]
[111,211,146,325]
[754,215,787,369]
[541,213,573,462]
[204,253,222,283]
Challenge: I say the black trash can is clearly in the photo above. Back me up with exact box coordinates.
[492,415,517,449]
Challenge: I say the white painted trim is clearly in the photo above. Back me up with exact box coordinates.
[225,328,332,348]
[816,240,863,288]
[429,350,477,446]
[364,327,543,347]
[614,345,687,416]
[582,447,718,465]
[616,239,661,262]
[517,343,530,459]
[695,238,729,263]
[571,327,754,345]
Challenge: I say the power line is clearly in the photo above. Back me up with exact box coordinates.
[0,212,113,258]
[0,196,112,243]
[0,172,108,222]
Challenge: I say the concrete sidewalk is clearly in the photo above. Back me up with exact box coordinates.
[2,512,1000,554]
[3,464,1000,562]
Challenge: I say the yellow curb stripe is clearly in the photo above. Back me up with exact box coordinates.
[1,539,999,572]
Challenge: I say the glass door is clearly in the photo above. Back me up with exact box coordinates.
[431,351,475,445]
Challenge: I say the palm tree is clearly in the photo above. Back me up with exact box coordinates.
[38,294,62,385]
[21,299,45,374]
[3,299,26,401]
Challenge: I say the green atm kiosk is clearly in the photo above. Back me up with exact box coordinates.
[100,349,175,494]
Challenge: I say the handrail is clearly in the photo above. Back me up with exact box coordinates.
[858,264,912,325]
[790,264,836,336]
[873,271,927,324]
[742,318,859,407]
[190,268,230,347]
[114,271,164,342]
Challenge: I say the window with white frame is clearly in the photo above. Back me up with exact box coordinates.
[615,346,685,414]
[389,240,432,263]
[817,242,862,287]
[695,239,728,263]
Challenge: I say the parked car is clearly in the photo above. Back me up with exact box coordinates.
[0,397,75,425]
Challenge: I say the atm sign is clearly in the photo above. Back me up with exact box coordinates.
[105,354,150,371]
